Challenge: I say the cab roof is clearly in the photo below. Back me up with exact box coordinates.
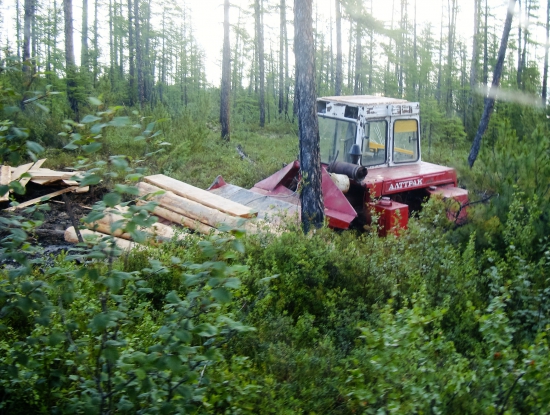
[318,95,410,106]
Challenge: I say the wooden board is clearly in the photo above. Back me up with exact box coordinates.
[4,186,78,211]
[136,200,216,235]
[11,162,34,181]
[64,226,136,250]
[144,174,258,218]
[137,182,247,229]
[0,165,11,201]
[19,159,46,188]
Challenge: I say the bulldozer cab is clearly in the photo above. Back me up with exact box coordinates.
[317,95,420,168]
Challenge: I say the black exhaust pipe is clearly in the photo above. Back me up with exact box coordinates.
[329,161,368,182]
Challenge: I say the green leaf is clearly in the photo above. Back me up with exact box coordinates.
[81,114,102,123]
[115,184,140,195]
[26,140,44,155]
[104,192,122,208]
[88,97,103,106]
[80,174,102,186]
[109,116,130,127]
[212,288,231,304]
[82,142,102,154]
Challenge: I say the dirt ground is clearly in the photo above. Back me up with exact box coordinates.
[0,183,107,253]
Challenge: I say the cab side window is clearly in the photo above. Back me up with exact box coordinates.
[393,119,419,163]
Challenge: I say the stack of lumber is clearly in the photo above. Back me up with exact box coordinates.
[64,206,187,251]
[1,159,89,210]
[137,174,261,234]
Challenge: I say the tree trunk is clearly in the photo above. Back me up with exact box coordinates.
[279,0,285,114]
[23,0,33,74]
[483,0,488,85]
[220,0,231,141]
[63,0,79,118]
[353,23,362,94]
[134,0,145,107]
[468,0,516,168]
[81,0,89,72]
[255,0,265,127]
[517,0,522,88]
[468,0,480,115]
[294,0,324,233]
[335,0,342,95]
[128,0,135,105]
[93,0,99,87]
[543,0,549,106]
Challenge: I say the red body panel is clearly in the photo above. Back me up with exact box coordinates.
[427,184,469,222]
[369,199,409,236]
[363,162,458,197]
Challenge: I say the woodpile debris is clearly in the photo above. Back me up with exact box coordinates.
[0,159,89,211]
[61,174,271,251]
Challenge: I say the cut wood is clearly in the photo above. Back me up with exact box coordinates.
[0,165,11,202]
[136,200,216,235]
[137,182,248,229]
[144,174,257,218]
[19,159,46,188]
[11,162,34,181]
[4,186,78,211]
[86,210,184,242]
[64,226,136,250]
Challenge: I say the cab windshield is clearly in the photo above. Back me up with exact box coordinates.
[319,116,357,164]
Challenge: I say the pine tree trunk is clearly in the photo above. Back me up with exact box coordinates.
[543,0,549,106]
[23,0,32,74]
[255,0,265,127]
[279,0,285,115]
[220,0,231,141]
[517,0,523,88]
[128,0,135,105]
[81,0,89,72]
[468,0,516,168]
[335,0,342,95]
[63,0,79,117]
[134,0,145,107]
[353,23,361,94]
[93,0,99,87]
[469,0,480,108]
[294,0,324,233]
[483,0,488,85]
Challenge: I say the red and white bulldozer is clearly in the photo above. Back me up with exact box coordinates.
[209,95,468,235]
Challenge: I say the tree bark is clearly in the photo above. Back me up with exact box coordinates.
[128,0,135,105]
[220,0,231,141]
[468,0,516,168]
[335,0,342,95]
[294,0,324,232]
[543,0,549,106]
[81,0,89,72]
[63,0,79,117]
[23,0,33,74]
[255,0,265,127]
[134,0,145,107]
[279,0,285,114]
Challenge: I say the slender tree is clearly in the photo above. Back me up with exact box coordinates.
[335,0,342,95]
[134,0,145,106]
[23,0,33,74]
[63,0,79,117]
[255,0,265,127]
[220,0,231,140]
[81,0,89,72]
[543,0,549,106]
[279,0,285,114]
[468,0,517,168]
[294,0,324,232]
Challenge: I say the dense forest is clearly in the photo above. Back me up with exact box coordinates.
[2,0,550,413]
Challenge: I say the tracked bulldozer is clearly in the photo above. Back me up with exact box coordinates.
[209,95,468,235]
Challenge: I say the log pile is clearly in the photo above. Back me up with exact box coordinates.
[63,174,266,251]
[0,158,89,210]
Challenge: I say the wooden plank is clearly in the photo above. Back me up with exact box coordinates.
[0,165,11,201]
[136,200,216,234]
[27,170,76,180]
[11,162,34,181]
[86,210,183,242]
[64,226,136,250]
[144,174,258,218]
[19,159,46,188]
[137,182,247,229]
[4,186,78,211]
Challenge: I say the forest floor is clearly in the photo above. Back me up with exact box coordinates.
[0,184,108,265]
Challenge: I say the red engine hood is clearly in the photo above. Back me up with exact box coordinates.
[364,161,458,197]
